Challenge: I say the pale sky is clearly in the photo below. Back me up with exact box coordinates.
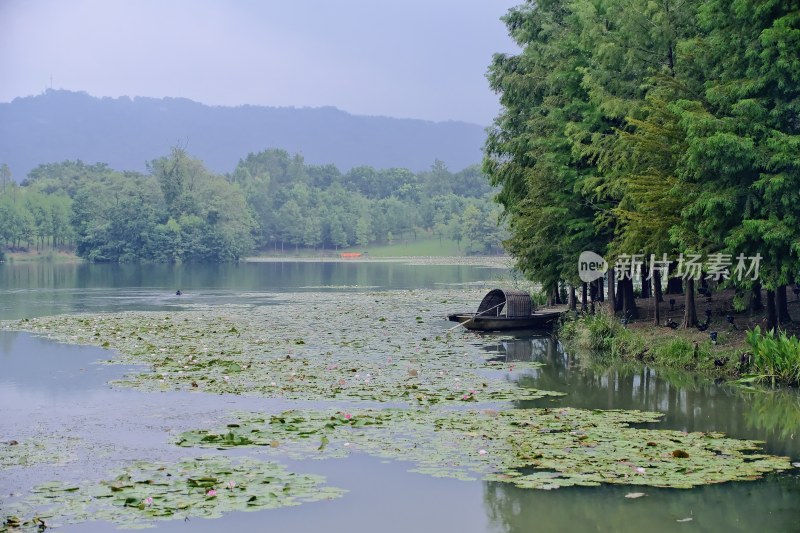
[0,0,520,125]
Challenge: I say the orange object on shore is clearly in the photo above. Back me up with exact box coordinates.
[340,252,362,258]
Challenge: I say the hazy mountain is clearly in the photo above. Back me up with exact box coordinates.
[0,90,487,180]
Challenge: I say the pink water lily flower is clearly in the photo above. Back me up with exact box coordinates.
[227,481,236,490]
[144,496,153,506]
[344,413,352,420]
[479,449,487,456]
[207,489,217,497]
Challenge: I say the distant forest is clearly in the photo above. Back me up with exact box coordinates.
[0,90,486,178]
[0,149,504,262]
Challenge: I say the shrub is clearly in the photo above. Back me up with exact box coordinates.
[745,326,800,387]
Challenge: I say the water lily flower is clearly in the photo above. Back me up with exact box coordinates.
[144,496,153,506]
[479,449,487,456]
[344,442,351,447]
[227,481,236,490]
[344,413,352,420]
[207,489,217,497]
[270,382,277,386]
[635,467,646,474]
[223,375,230,382]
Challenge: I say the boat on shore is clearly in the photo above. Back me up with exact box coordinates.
[447,288,561,331]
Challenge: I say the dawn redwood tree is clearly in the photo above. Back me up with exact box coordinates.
[485,0,605,302]
[675,0,800,330]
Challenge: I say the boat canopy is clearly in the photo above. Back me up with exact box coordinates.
[476,289,532,318]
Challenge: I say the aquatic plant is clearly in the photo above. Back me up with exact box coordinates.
[745,326,800,386]
[176,408,792,490]
[1,289,562,405]
[1,456,344,531]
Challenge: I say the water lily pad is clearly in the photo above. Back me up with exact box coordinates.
[176,407,792,490]
[2,456,344,530]
[1,289,559,405]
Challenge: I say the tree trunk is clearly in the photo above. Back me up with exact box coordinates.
[608,270,616,313]
[622,278,639,320]
[654,269,664,303]
[615,279,624,312]
[568,285,577,312]
[653,270,662,326]
[666,262,682,294]
[682,278,698,328]
[751,282,764,312]
[598,276,605,302]
[777,284,792,325]
[554,283,563,305]
[766,290,777,331]
[581,283,588,313]
[640,263,650,298]
[666,277,683,295]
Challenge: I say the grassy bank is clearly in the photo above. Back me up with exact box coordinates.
[559,311,748,381]
[255,238,487,258]
[559,310,800,387]
[2,249,81,263]
[341,238,466,257]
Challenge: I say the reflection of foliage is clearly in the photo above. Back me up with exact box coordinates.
[177,407,790,490]
[742,389,800,441]
[482,473,800,533]
[2,456,344,531]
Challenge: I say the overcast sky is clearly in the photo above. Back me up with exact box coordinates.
[0,0,520,125]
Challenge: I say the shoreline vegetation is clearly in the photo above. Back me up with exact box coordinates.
[482,2,800,391]
[0,247,512,268]
[558,287,800,388]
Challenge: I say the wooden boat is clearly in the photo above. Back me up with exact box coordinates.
[447,288,561,331]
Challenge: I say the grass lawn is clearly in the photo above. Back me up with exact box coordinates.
[341,238,467,257]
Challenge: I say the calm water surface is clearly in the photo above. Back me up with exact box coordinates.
[1,261,799,532]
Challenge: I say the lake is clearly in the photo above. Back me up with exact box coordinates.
[1,260,798,532]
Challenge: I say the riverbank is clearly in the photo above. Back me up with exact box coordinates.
[245,255,513,269]
[559,290,800,386]
[1,249,81,263]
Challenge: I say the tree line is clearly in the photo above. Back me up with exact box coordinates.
[0,150,504,262]
[485,0,799,331]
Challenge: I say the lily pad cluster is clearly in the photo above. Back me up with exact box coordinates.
[176,408,792,490]
[2,289,558,404]
[0,436,78,470]
[1,456,344,531]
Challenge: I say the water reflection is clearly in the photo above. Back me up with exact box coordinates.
[0,261,499,320]
[483,475,800,533]
[482,335,800,458]
[479,334,800,532]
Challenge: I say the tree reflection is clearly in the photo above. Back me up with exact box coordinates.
[481,335,800,458]
[483,475,800,533]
